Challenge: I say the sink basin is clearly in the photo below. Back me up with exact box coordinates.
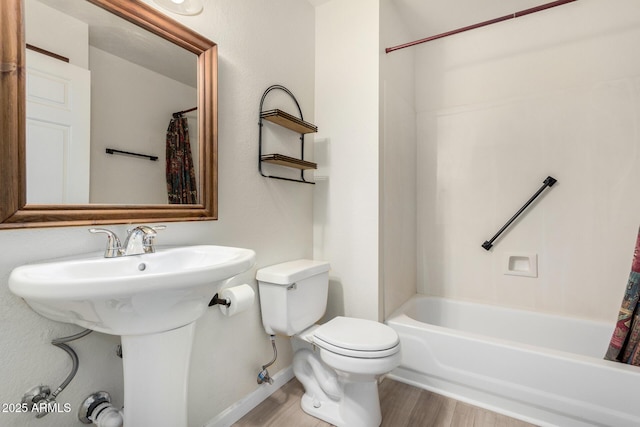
[9,243,255,427]
[9,245,256,335]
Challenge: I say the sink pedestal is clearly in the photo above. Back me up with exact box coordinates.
[121,323,195,427]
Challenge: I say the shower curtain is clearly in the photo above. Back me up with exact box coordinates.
[166,114,197,204]
[605,227,640,365]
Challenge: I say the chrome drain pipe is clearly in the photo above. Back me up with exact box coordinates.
[78,391,123,427]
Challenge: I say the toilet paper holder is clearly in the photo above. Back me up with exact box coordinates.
[208,293,230,307]
[208,284,255,317]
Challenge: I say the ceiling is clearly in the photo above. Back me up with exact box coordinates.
[390,0,561,39]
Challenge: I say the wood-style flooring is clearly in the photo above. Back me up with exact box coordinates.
[233,378,537,427]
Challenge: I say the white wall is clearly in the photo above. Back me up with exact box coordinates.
[0,1,315,427]
[416,0,640,322]
[313,0,381,321]
[89,46,197,204]
[313,0,416,322]
[25,0,89,68]
[380,0,417,318]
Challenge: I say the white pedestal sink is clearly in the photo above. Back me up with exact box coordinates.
[9,245,256,427]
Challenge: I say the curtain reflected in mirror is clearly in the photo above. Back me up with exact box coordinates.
[166,113,197,204]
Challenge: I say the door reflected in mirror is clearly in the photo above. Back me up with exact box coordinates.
[26,0,198,205]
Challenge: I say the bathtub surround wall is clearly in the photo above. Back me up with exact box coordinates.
[416,0,640,322]
[380,0,417,319]
[0,1,315,426]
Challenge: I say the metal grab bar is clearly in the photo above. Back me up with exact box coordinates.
[482,176,557,251]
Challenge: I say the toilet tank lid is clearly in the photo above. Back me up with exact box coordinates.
[256,259,330,285]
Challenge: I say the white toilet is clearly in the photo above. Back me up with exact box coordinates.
[257,259,401,427]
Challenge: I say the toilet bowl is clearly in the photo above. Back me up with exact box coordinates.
[293,317,401,427]
[257,260,401,427]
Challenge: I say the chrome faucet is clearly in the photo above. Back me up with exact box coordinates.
[89,225,166,257]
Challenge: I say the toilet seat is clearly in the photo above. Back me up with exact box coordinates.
[313,316,400,359]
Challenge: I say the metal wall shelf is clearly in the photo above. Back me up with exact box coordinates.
[261,154,317,170]
[261,109,318,134]
[258,85,317,184]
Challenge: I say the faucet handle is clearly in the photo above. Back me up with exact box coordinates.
[142,225,166,253]
[89,228,122,258]
[124,225,166,255]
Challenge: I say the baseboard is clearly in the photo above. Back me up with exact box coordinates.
[203,366,294,427]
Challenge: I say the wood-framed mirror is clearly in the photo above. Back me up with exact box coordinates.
[0,0,217,229]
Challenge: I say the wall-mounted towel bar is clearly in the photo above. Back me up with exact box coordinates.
[482,176,557,251]
[106,148,158,161]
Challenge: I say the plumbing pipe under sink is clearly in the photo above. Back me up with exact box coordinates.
[79,392,123,427]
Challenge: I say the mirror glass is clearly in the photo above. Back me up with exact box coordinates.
[26,0,198,205]
[0,0,217,228]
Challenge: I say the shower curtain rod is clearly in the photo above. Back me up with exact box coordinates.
[173,106,197,117]
[385,0,578,54]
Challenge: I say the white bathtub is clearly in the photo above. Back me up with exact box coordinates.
[386,295,640,427]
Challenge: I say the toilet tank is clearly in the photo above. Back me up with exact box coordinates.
[256,259,330,336]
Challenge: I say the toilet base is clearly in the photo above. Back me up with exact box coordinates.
[294,348,384,427]
[299,380,382,427]
[300,393,342,426]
